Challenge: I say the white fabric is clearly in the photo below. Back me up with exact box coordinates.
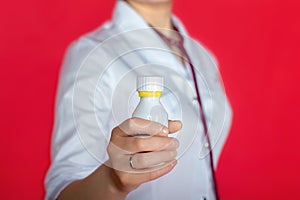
[45,1,232,199]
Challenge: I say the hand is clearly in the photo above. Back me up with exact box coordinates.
[107,118,182,193]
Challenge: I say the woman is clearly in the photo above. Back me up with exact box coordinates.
[45,0,232,199]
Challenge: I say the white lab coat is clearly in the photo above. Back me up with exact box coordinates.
[45,1,232,200]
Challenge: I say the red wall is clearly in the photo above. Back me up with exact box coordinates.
[1,0,299,199]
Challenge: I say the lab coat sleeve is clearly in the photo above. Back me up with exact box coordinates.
[44,38,110,200]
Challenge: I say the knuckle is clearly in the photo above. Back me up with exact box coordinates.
[111,127,120,138]
[112,126,118,133]
[107,143,114,154]
[107,140,121,155]
[128,118,138,130]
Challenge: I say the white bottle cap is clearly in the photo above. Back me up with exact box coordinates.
[137,76,164,91]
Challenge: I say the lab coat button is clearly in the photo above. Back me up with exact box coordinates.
[192,96,198,104]
[204,142,210,148]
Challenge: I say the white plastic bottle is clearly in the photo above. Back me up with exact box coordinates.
[132,76,168,130]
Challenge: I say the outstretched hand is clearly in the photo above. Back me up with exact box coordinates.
[107,118,182,193]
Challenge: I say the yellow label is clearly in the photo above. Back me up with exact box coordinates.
[138,91,162,97]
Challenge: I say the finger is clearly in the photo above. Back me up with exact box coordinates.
[132,160,177,183]
[144,120,183,137]
[112,135,179,153]
[146,160,177,180]
[113,160,177,191]
[168,120,182,134]
[130,151,177,169]
[115,118,169,137]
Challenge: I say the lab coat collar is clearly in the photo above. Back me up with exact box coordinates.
[113,0,150,32]
[113,0,189,37]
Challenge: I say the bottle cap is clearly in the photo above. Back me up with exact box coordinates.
[137,76,164,91]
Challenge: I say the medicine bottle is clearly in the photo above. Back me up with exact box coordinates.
[132,76,168,128]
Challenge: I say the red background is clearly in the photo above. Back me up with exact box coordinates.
[1,0,299,199]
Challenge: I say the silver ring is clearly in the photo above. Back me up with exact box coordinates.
[129,155,136,169]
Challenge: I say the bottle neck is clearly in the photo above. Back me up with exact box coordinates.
[138,91,162,103]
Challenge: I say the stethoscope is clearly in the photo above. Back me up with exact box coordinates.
[154,26,220,200]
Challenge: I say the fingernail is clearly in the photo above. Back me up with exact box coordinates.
[162,127,169,134]
[171,160,177,167]
[171,139,179,147]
